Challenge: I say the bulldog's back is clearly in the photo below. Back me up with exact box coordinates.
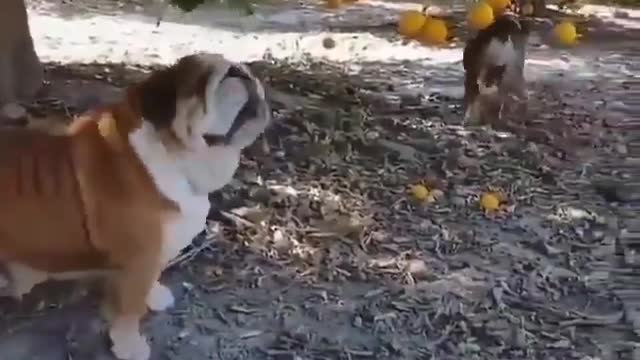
[0,128,106,271]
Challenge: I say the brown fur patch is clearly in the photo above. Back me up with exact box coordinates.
[135,55,215,130]
[0,95,179,359]
[0,102,177,272]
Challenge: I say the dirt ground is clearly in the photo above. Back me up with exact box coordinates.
[1,1,639,360]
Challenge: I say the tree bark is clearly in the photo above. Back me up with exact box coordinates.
[0,0,43,119]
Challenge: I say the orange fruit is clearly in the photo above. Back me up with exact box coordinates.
[410,184,430,201]
[398,10,427,37]
[553,21,578,46]
[419,18,448,45]
[480,192,501,211]
[468,2,495,30]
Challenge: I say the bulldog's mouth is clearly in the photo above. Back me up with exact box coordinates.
[202,65,260,147]
[201,133,226,146]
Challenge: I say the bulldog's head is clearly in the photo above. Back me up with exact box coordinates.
[128,53,271,194]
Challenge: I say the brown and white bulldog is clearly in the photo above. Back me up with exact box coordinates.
[0,53,270,360]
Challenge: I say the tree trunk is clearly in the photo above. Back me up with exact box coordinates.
[0,0,43,122]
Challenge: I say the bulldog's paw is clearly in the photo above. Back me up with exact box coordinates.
[110,327,150,360]
[146,282,174,312]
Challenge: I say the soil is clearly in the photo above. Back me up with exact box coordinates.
[1,1,639,359]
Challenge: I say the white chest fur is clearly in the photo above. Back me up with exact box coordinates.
[159,194,210,265]
[128,122,215,266]
[483,37,526,97]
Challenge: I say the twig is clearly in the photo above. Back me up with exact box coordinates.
[167,239,215,268]
[167,225,220,268]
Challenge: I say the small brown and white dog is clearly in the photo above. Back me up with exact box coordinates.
[463,14,529,126]
[0,53,270,360]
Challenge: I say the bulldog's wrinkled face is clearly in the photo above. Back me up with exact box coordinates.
[134,53,271,194]
[137,53,270,151]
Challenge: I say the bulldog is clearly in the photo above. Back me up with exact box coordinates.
[462,14,529,126]
[0,53,270,360]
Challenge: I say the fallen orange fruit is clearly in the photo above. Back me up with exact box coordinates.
[410,184,430,201]
[480,192,501,211]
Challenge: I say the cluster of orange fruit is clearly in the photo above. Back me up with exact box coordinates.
[410,184,507,213]
[397,10,449,45]
[396,0,513,46]
[396,0,514,45]
[398,0,579,47]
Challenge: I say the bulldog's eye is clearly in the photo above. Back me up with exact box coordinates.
[202,134,226,146]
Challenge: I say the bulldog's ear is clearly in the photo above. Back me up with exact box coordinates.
[137,66,178,129]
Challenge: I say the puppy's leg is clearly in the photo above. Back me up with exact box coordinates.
[465,100,485,126]
[109,249,162,360]
[463,93,479,125]
[505,77,529,123]
[464,106,473,124]
[464,103,475,124]
[463,71,480,125]
[5,262,48,299]
[505,71,528,102]
[513,79,528,102]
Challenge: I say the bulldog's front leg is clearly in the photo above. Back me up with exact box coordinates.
[464,100,485,126]
[108,245,163,360]
[109,315,150,360]
[143,195,210,313]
